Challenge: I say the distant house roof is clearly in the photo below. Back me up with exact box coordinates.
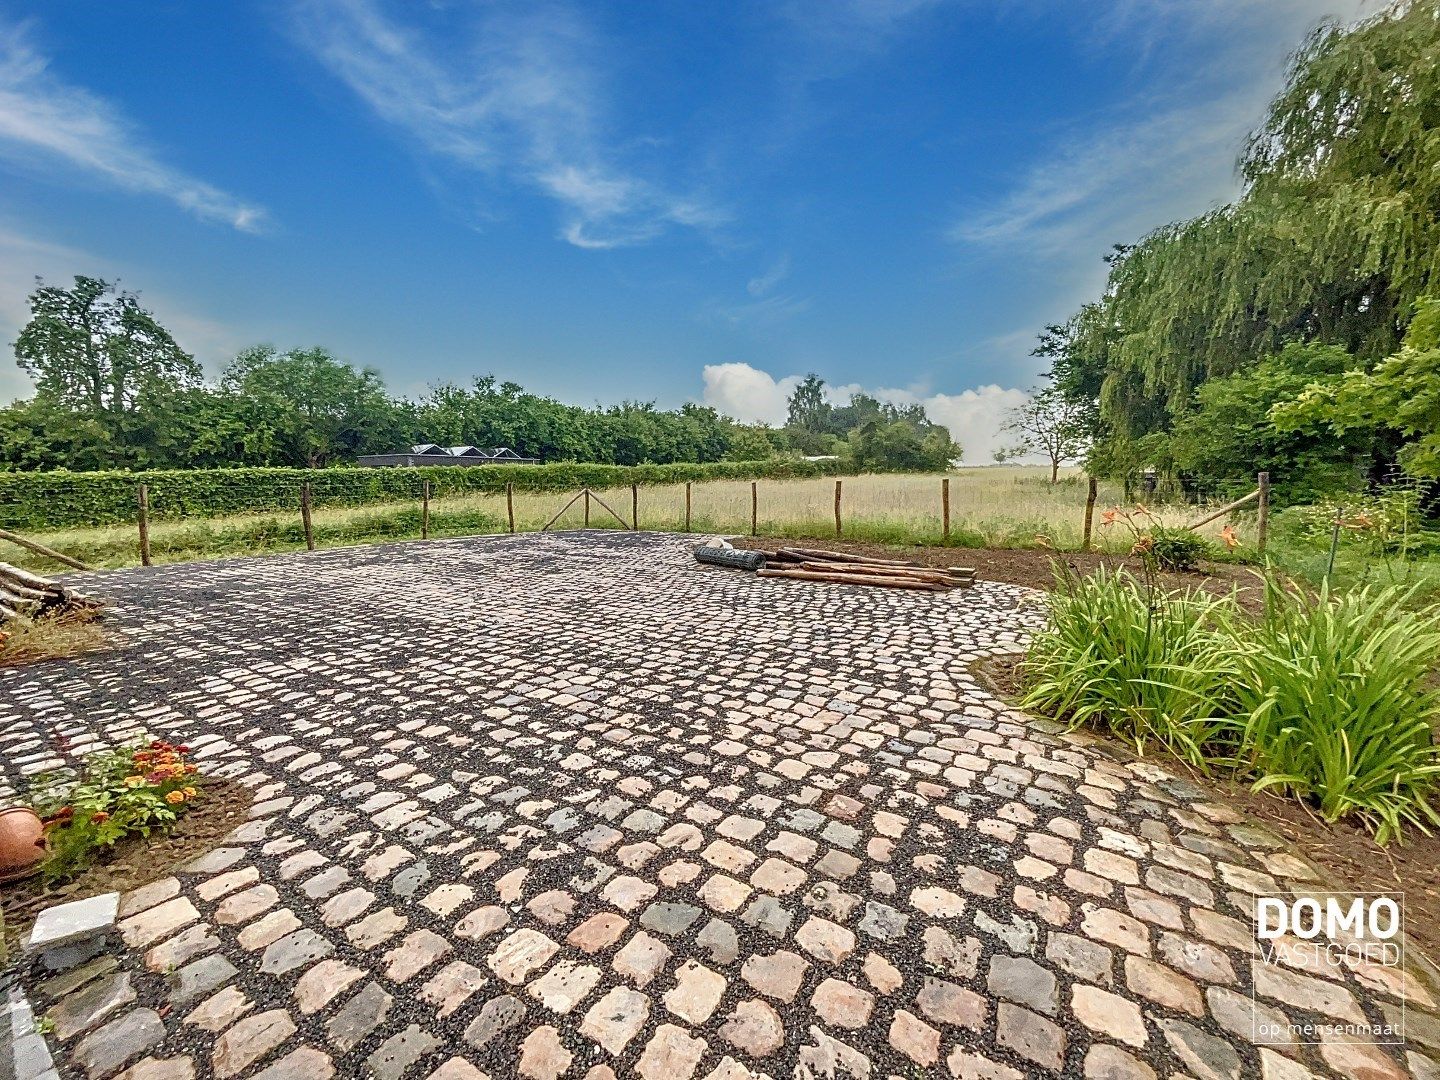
[358,444,541,468]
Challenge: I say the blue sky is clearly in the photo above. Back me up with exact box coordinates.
[0,0,1368,458]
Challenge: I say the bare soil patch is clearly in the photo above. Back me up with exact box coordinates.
[732,535,1266,612]
[0,777,253,950]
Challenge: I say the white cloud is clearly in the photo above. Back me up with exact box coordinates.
[289,0,725,249]
[699,361,1033,462]
[0,20,267,232]
[701,363,803,426]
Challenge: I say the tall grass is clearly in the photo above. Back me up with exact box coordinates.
[1023,567,1440,843]
[1,467,1237,572]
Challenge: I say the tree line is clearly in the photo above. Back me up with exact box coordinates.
[2,277,961,474]
[1038,0,1440,505]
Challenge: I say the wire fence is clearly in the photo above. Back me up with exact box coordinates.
[0,467,1277,573]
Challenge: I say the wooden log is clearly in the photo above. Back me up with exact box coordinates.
[0,586,41,612]
[0,528,94,572]
[586,488,632,530]
[541,490,586,532]
[789,561,954,585]
[1186,489,1259,531]
[1257,470,1271,554]
[1082,475,1098,552]
[137,484,152,567]
[301,482,316,551]
[779,547,922,568]
[0,562,62,591]
[759,568,946,591]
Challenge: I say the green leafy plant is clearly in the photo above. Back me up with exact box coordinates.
[1020,567,1239,767]
[1146,526,1214,573]
[1232,579,1440,843]
[30,738,204,881]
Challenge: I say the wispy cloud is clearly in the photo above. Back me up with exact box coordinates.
[0,19,267,232]
[948,0,1374,260]
[289,0,725,249]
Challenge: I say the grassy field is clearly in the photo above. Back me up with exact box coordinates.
[1,466,1246,573]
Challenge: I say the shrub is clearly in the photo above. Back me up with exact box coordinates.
[29,738,204,880]
[1020,567,1239,767]
[0,459,854,531]
[1146,526,1213,572]
[1233,579,1440,843]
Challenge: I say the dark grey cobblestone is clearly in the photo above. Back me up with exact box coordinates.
[1,531,1435,1079]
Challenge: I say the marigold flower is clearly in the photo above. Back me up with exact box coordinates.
[124,775,146,788]
[90,811,110,824]
[183,787,197,798]
[166,791,185,805]
[177,745,192,754]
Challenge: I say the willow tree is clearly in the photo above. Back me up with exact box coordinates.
[1056,0,1440,477]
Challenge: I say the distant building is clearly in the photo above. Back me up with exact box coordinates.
[357,444,540,467]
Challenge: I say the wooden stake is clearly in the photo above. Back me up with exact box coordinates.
[0,529,93,572]
[541,490,586,532]
[685,482,692,533]
[584,488,591,528]
[834,480,843,537]
[1257,471,1271,555]
[421,480,431,540]
[506,482,515,534]
[779,547,921,568]
[301,482,315,551]
[1082,475,1098,552]
[1186,489,1259,531]
[137,484,152,567]
[631,483,639,530]
[586,488,631,529]
[751,482,758,537]
[942,477,951,544]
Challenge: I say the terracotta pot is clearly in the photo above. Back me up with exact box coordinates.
[0,806,45,882]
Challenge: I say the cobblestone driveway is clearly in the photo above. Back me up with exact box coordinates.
[2,532,1435,1080]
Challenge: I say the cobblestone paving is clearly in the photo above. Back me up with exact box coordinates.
[2,532,1437,1080]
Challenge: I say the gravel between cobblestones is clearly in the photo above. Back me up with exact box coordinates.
[1,531,1435,1080]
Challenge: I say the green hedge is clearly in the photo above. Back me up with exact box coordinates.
[0,459,852,530]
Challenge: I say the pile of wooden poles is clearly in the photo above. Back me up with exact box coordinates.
[752,546,976,592]
[0,562,101,625]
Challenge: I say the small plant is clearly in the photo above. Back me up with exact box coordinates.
[1146,525,1214,572]
[1021,567,1239,767]
[30,738,204,881]
[1232,579,1440,843]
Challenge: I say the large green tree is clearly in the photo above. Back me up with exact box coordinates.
[14,276,200,458]
[1047,1,1440,482]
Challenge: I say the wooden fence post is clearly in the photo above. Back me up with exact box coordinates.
[942,477,950,544]
[301,481,315,551]
[506,482,515,534]
[685,482,692,533]
[137,484,152,567]
[834,480,843,538]
[750,482,758,537]
[1257,471,1271,555]
[584,489,591,528]
[1082,475,1098,552]
[631,484,639,530]
[421,480,431,540]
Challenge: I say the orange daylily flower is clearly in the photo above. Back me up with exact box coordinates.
[1220,525,1240,550]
